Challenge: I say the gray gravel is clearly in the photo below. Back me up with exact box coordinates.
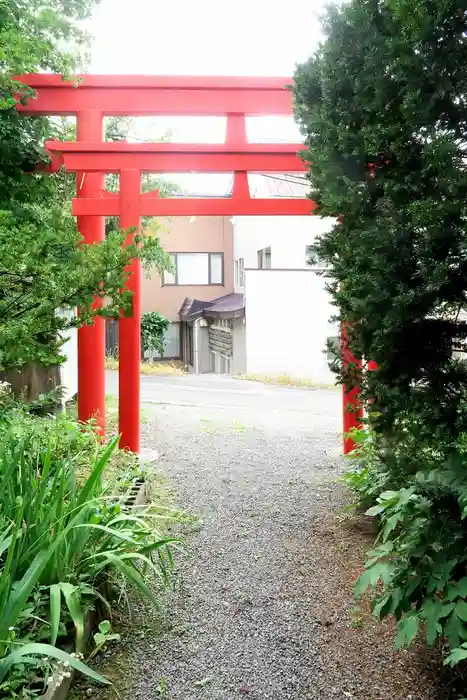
[133,380,345,700]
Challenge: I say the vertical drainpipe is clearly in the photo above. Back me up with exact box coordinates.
[194,319,200,374]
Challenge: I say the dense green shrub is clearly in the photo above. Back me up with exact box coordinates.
[344,420,467,665]
[0,400,183,697]
[294,0,467,666]
[141,312,171,357]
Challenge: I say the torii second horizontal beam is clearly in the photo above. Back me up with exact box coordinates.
[45,140,308,173]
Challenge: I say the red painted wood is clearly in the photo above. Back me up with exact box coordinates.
[225,115,251,204]
[19,74,293,89]
[118,169,142,453]
[46,141,304,154]
[342,323,364,454]
[45,140,307,173]
[367,360,378,408]
[72,197,315,217]
[52,151,305,172]
[17,74,294,116]
[76,111,106,436]
[226,114,247,143]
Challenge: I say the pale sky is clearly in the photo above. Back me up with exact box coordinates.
[89,0,325,76]
[88,0,327,194]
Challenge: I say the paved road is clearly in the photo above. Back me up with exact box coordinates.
[106,371,340,428]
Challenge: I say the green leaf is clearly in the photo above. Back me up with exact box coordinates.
[379,491,401,501]
[366,504,385,516]
[100,552,160,608]
[444,644,467,667]
[456,578,467,598]
[49,584,61,646]
[421,600,453,646]
[355,561,394,598]
[59,583,85,653]
[0,643,110,685]
[76,437,119,507]
[99,620,111,635]
[455,600,467,622]
[0,549,51,645]
[382,514,400,541]
[444,613,464,649]
[426,617,442,647]
[372,594,391,619]
[395,614,420,649]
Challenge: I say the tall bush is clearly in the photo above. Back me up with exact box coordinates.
[294,0,467,664]
[0,0,172,371]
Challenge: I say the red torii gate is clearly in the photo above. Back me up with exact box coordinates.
[18,74,362,454]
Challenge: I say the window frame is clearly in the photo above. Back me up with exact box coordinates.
[257,246,272,270]
[163,252,225,286]
[236,257,245,287]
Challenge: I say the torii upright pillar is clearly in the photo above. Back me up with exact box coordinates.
[76,110,106,435]
[118,169,142,453]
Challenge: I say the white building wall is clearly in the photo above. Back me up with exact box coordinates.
[244,269,337,384]
[59,326,78,403]
[233,215,335,290]
[232,318,247,374]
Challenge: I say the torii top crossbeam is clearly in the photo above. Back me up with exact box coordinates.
[18,74,295,116]
[17,74,359,456]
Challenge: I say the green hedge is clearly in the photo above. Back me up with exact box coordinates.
[294,0,467,666]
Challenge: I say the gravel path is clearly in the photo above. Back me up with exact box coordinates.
[82,378,441,700]
[138,391,342,700]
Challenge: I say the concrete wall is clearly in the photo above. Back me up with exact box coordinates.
[58,312,78,403]
[196,321,212,374]
[232,318,247,374]
[232,215,335,291]
[244,269,338,383]
[142,216,234,321]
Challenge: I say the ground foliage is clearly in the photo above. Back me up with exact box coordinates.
[294,0,467,674]
[0,384,183,698]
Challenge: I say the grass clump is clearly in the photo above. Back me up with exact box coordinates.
[237,373,336,389]
[0,383,185,698]
[105,357,185,376]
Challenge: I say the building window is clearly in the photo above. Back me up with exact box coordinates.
[257,246,271,269]
[163,253,224,285]
[235,257,245,286]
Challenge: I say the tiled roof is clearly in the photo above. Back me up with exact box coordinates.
[179,293,245,321]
